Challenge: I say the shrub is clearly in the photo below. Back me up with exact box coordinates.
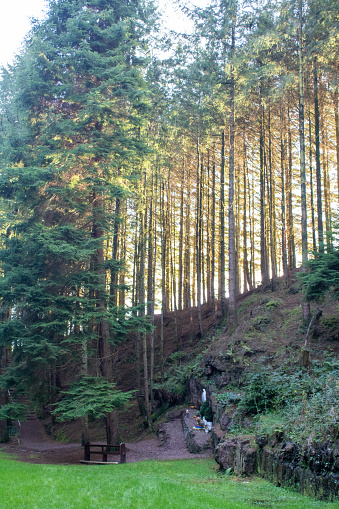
[246,358,339,444]
[200,401,213,422]
[214,391,242,407]
[200,401,209,416]
[238,372,279,414]
[204,406,213,422]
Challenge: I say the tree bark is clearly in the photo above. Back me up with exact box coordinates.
[219,131,227,315]
[228,23,237,325]
[314,58,324,253]
[92,192,118,444]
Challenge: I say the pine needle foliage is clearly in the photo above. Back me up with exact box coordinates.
[52,376,135,420]
[0,0,156,437]
[300,249,339,302]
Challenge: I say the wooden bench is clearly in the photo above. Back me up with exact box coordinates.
[80,443,126,464]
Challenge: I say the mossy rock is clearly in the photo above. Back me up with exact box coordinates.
[253,315,272,331]
[266,299,282,309]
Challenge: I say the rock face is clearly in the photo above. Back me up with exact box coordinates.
[215,436,257,476]
[214,432,339,501]
[257,437,339,501]
[203,355,244,389]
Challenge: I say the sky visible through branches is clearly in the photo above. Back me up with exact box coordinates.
[0,0,209,69]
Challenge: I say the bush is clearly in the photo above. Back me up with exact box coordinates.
[204,406,213,422]
[245,358,339,444]
[238,372,279,414]
[200,401,209,417]
[200,401,213,422]
[214,391,242,407]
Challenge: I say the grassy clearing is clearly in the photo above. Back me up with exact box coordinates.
[0,453,338,509]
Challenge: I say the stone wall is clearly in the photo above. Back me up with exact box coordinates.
[214,432,339,501]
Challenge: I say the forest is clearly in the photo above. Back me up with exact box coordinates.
[0,0,338,452]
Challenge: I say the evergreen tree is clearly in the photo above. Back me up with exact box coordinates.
[0,0,155,443]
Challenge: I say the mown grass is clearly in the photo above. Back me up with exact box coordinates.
[0,453,338,509]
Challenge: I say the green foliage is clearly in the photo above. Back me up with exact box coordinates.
[252,315,272,331]
[154,352,205,398]
[243,357,339,444]
[52,376,134,421]
[322,316,339,330]
[300,249,339,302]
[214,391,242,407]
[205,406,213,422]
[151,402,169,422]
[0,0,155,436]
[0,402,28,421]
[254,412,285,436]
[265,299,282,309]
[283,376,339,443]
[239,371,279,414]
[199,402,213,421]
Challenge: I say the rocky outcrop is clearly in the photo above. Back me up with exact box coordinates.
[214,431,339,501]
[215,436,257,476]
[257,436,339,501]
[203,355,244,389]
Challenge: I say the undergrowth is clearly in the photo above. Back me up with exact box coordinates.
[222,354,339,444]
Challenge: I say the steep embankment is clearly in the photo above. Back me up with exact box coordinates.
[182,275,339,501]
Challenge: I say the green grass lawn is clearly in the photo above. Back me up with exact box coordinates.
[0,453,338,509]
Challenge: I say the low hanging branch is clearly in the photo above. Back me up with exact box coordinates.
[52,376,135,421]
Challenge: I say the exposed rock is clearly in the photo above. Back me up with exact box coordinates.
[188,377,205,409]
[256,436,339,501]
[215,436,257,476]
[210,424,224,450]
[213,432,339,501]
[220,413,233,431]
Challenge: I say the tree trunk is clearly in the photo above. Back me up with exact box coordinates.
[228,24,237,325]
[211,149,216,309]
[309,109,317,253]
[242,140,252,292]
[334,87,339,201]
[287,107,296,270]
[80,309,89,445]
[184,170,191,310]
[267,103,277,285]
[260,97,269,284]
[280,108,288,278]
[314,58,324,253]
[299,0,308,267]
[178,162,184,313]
[111,197,121,308]
[92,192,118,444]
[219,131,226,315]
[196,132,203,336]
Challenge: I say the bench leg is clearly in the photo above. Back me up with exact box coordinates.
[120,443,126,463]
[84,444,90,461]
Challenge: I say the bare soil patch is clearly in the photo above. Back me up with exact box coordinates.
[1,411,212,465]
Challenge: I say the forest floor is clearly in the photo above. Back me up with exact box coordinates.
[0,408,212,465]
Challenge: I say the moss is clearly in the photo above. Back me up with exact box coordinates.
[253,315,272,331]
[322,316,339,330]
[266,299,283,309]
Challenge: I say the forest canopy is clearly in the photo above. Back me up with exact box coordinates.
[0,0,338,442]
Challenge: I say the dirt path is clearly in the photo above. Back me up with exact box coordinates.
[0,411,212,465]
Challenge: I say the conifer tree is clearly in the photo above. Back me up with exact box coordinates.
[0,0,155,443]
